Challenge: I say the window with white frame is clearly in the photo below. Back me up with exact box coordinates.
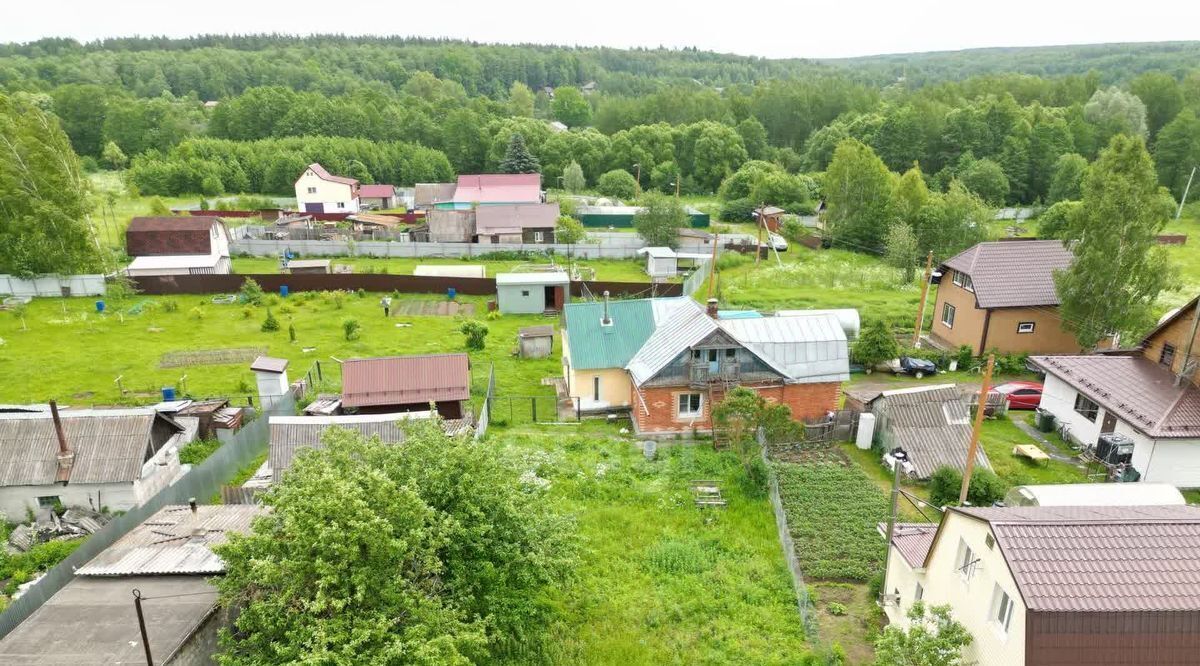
[955,539,978,581]
[533,231,545,243]
[678,393,702,417]
[1017,321,1036,334]
[914,582,924,602]
[952,271,974,292]
[991,584,1015,635]
[941,302,956,328]
[337,202,345,208]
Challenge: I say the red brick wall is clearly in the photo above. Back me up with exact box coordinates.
[631,381,841,435]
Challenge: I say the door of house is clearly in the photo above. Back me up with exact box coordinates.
[304,203,322,213]
[1100,411,1117,434]
[708,349,719,374]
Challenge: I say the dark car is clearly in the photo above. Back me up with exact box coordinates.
[993,380,1044,410]
[888,356,938,379]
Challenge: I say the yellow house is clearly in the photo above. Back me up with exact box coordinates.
[294,163,360,214]
[561,297,689,412]
[882,505,1200,665]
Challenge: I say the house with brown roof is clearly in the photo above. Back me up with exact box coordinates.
[124,216,231,276]
[293,163,360,213]
[340,354,471,419]
[881,505,1200,666]
[475,202,560,244]
[930,240,1083,355]
[0,504,262,664]
[0,407,189,518]
[1030,296,1200,487]
[358,183,398,209]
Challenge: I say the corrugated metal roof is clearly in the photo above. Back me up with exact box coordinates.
[0,410,182,485]
[877,386,989,478]
[305,162,358,186]
[269,413,470,483]
[358,184,395,198]
[413,264,486,278]
[628,300,718,385]
[718,313,850,383]
[76,505,263,576]
[126,254,221,270]
[341,354,470,409]
[518,325,554,339]
[475,202,559,233]
[250,356,288,374]
[452,174,541,204]
[878,522,938,569]
[941,240,1073,308]
[563,299,657,370]
[1031,354,1200,438]
[414,182,457,206]
[951,505,1200,612]
[495,271,570,285]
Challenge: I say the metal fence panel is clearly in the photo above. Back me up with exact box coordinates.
[0,394,295,640]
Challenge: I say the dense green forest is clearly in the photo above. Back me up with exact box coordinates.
[2,36,1200,218]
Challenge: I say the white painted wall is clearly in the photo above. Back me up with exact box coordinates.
[882,546,926,626]
[1038,373,1103,448]
[294,169,359,212]
[0,275,106,298]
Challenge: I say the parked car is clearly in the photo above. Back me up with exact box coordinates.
[767,232,788,251]
[886,356,938,379]
[993,380,1044,410]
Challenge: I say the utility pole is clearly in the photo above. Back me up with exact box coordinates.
[959,354,995,505]
[879,453,903,604]
[675,178,681,201]
[632,163,642,195]
[706,231,719,302]
[133,589,154,666]
[1178,166,1196,220]
[755,203,765,265]
[911,251,934,347]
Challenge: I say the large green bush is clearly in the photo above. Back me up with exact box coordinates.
[928,465,1008,507]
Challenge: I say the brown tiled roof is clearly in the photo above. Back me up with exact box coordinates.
[358,184,395,198]
[341,354,470,408]
[1031,354,1200,438]
[125,216,221,256]
[950,505,1200,612]
[879,522,938,569]
[941,240,1073,308]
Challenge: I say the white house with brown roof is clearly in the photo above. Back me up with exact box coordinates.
[881,505,1200,666]
[1031,295,1200,487]
[124,216,232,276]
[294,163,360,213]
[931,240,1083,355]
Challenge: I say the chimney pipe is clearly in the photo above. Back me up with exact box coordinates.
[706,298,719,319]
[601,291,611,326]
[189,497,198,514]
[50,400,75,484]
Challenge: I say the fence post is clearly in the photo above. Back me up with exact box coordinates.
[315,360,323,381]
[532,398,537,423]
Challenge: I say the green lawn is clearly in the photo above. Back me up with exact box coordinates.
[230,256,654,283]
[0,293,560,405]
[978,414,1090,486]
[488,425,809,665]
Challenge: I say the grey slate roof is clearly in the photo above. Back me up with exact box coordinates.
[941,240,1073,308]
[950,505,1200,612]
[0,409,182,486]
[76,505,263,576]
[1031,354,1200,439]
[876,386,990,479]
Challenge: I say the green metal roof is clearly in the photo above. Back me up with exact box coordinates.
[563,299,657,370]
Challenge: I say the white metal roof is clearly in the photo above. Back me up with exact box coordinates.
[718,313,850,383]
[126,254,221,270]
[1004,483,1186,507]
[775,308,861,339]
[495,271,570,286]
[413,264,486,278]
[627,299,717,385]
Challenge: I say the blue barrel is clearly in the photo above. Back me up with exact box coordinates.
[447,287,457,300]
[95,300,105,313]
[280,285,289,298]
[161,387,176,401]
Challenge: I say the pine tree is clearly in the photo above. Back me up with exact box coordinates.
[498,133,541,174]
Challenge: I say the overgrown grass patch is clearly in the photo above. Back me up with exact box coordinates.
[773,459,889,582]
[979,415,1090,486]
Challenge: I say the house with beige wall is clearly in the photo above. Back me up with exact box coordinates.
[294,163,360,213]
[930,240,1082,355]
[881,505,1200,666]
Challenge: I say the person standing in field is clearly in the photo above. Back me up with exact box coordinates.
[381,295,392,318]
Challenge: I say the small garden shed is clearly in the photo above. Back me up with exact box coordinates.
[496,272,570,314]
[518,325,554,358]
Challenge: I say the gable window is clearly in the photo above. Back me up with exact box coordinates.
[941,303,956,329]
[991,584,1015,635]
[678,393,702,417]
[1161,343,1177,368]
[952,271,974,292]
[955,539,978,581]
[1016,322,1036,334]
[593,376,600,402]
[1074,394,1099,422]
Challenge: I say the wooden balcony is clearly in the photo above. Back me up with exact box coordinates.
[689,361,741,386]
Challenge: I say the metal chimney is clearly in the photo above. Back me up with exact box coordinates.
[50,400,75,484]
[601,291,612,326]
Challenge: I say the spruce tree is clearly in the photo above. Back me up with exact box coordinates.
[498,133,541,174]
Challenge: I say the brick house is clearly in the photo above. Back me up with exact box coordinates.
[1030,294,1200,487]
[626,299,849,436]
[931,240,1084,355]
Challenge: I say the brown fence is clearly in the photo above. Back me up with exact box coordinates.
[131,273,668,298]
[178,209,426,224]
[1158,234,1188,245]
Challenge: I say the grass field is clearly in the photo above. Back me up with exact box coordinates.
[230,255,654,282]
[488,425,810,665]
[0,292,560,405]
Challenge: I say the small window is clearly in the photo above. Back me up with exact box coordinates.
[985,533,996,550]
[337,202,345,208]
[941,302,956,328]
[521,290,530,297]
[725,348,736,358]
[533,231,545,243]
[956,539,977,581]
[678,393,702,417]
[1161,343,1177,368]
[1017,322,1035,334]
[707,350,718,362]
[36,496,60,508]
[306,186,316,194]
[593,376,600,402]
[1074,394,1099,422]
[952,271,974,291]
[914,582,924,602]
[953,271,964,287]
[991,584,1015,634]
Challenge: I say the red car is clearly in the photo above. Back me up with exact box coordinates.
[993,381,1044,410]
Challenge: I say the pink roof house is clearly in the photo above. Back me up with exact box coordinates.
[451,174,542,205]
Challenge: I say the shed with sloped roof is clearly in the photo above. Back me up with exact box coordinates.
[340,354,470,419]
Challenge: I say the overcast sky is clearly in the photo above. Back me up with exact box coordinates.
[4,0,1199,59]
